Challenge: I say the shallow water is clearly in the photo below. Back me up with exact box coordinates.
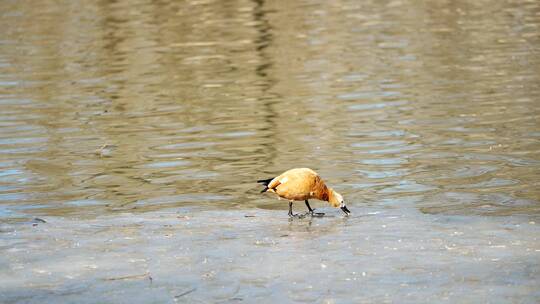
[0,0,539,302]
[1,209,539,303]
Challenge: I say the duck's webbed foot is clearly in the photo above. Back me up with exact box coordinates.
[305,200,325,217]
[288,202,308,218]
[309,211,325,217]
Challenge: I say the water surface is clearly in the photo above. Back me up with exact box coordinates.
[0,0,539,302]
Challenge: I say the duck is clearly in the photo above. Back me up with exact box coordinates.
[258,168,350,217]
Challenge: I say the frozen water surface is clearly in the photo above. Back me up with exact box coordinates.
[1,208,539,303]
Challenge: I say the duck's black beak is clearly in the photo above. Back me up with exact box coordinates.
[341,205,351,215]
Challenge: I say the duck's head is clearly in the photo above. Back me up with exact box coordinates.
[329,189,351,216]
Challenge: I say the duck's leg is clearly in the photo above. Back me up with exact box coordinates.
[305,200,325,217]
[288,201,294,217]
[305,200,314,213]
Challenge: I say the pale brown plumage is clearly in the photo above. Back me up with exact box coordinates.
[258,168,350,217]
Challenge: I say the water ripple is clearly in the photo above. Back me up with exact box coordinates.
[0,0,537,219]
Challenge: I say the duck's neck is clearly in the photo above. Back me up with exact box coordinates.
[327,188,340,207]
[320,187,332,202]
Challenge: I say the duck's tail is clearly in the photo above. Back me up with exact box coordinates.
[257,177,274,193]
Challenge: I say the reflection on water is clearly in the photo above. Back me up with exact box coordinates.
[0,0,539,302]
[0,0,538,218]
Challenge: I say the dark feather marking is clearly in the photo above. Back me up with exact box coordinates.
[257,177,274,186]
[258,177,275,193]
